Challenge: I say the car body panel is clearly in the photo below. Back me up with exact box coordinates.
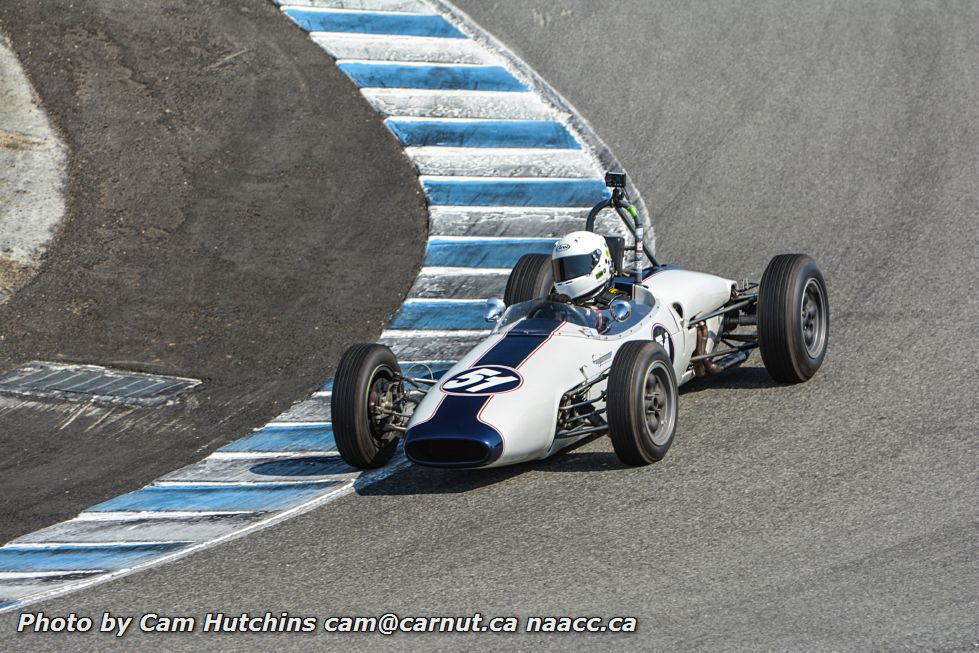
[403,268,735,468]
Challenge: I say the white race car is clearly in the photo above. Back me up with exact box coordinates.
[332,173,828,469]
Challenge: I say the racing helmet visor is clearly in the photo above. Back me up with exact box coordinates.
[552,250,601,283]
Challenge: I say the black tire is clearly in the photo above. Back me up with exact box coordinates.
[503,253,554,305]
[606,341,679,465]
[331,343,400,469]
[757,254,830,383]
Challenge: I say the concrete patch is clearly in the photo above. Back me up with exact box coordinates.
[0,35,66,304]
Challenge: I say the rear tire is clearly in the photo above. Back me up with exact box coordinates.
[607,341,679,465]
[504,253,553,305]
[331,343,401,469]
[757,254,829,383]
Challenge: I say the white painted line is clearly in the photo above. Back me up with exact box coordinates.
[386,114,560,124]
[278,0,433,11]
[160,457,350,485]
[311,390,332,398]
[381,328,489,338]
[362,88,553,119]
[418,174,590,183]
[415,265,510,274]
[207,450,338,460]
[338,58,489,68]
[12,514,271,546]
[313,33,496,64]
[407,266,508,299]
[262,420,331,428]
[427,205,621,238]
[271,396,332,424]
[428,233,556,242]
[406,146,599,178]
[402,297,482,304]
[73,510,259,521]
[0,571,104,580]
[278,5,434,17]
[1,580,105,601]
[5,541,193,549]
[428,205,592,218]
[149,479,339,488]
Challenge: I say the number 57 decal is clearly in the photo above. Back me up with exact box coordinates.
[441,365,523,395]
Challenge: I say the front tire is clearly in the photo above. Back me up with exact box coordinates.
[331,343,401,469]
[757,254,829,383]
[504,253,553,305]
[606,341,679,465]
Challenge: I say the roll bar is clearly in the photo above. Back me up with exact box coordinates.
[586,173,659,275]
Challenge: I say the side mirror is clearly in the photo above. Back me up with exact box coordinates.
[610,299,632,323]
[483,297,506,322]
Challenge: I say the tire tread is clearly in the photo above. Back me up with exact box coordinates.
[758,253,828,383]
[331,343,399,468]
[504,253,553,305]
[606,341,678,465]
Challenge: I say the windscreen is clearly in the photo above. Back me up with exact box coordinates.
[493,299,600,333]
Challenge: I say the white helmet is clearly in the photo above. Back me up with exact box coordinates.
[551,231,613,301]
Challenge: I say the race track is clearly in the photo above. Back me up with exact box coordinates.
[2,1,976,650]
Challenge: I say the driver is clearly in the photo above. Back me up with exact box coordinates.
[550,231,629,329]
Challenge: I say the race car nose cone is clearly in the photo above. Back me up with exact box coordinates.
[404,435,499,468]
[404,427,504,469]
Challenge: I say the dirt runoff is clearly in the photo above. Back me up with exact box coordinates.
[0,0,427,543]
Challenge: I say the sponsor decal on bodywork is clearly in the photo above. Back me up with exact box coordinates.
[591,351,612,366]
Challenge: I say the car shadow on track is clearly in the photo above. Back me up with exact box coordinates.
[679,365,778,394]
[354,437,638,496]
[355,463,526,496]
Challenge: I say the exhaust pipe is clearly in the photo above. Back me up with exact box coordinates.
[694,321,749,375]
[693,322,709,377]
[703,350,748,374]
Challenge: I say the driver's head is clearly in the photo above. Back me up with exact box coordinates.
[551,231,613,302]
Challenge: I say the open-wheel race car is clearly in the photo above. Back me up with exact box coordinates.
[332,173,829,469]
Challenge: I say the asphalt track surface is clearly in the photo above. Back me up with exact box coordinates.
[0,0,426,544]
[3,1,977,650]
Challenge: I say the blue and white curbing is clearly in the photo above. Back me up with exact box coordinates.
[0,0,651,612]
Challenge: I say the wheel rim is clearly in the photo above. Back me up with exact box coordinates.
[366,366,399,444]
[642,361,676,446]
[800,278,827,358]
